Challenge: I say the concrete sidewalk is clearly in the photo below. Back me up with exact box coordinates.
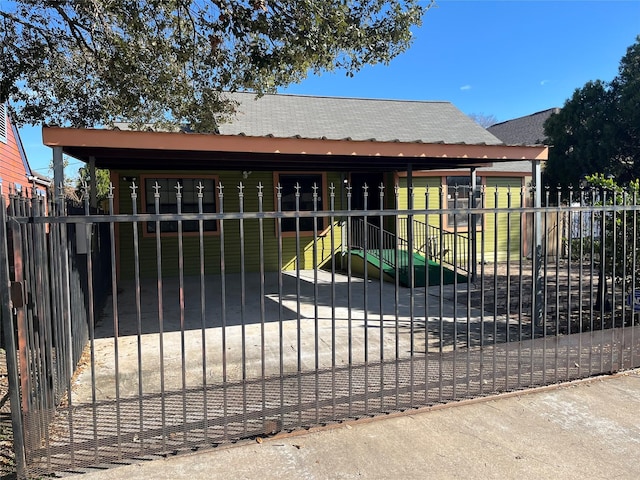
[77,370,640,480]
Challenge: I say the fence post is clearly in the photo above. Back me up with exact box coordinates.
[0,187,27,478]
[532,160,544,327]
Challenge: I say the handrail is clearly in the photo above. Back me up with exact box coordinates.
[398,218,469,273]
[350,218,399,270]
[350,217,470,274]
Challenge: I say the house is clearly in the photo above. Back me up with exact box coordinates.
[42,93,547,280]
[487,108,559,145]
[0,103,49,202]
[397,108,561,265]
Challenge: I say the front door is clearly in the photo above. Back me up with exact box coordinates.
[350,172,384,214]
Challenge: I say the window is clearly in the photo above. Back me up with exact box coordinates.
[446,176,482,229]
[142,176,217,234]
[0,103,7,144]
[276,173,325,233]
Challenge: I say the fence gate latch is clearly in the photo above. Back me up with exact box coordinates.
[10,281,24,308]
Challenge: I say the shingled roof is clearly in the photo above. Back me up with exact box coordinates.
[218,92,503,146]
[44,93,549,173]
[487,108,559,146]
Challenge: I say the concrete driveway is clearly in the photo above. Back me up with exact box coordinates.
[73,270,491,402]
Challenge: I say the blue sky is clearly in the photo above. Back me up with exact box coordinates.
[18,0,640,176]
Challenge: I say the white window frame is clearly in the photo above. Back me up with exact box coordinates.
[0,103,7,144]
[140,174,219,237]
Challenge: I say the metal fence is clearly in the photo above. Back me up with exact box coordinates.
[2,181,640,478]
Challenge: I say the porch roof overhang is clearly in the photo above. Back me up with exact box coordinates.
[42,127,548,172]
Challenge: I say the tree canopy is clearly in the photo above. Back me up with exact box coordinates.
[543,36,640,189]
[1,0,431,132]
[468,112,498,129]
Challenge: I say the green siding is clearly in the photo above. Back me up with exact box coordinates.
[116,170,349,278]
[396,175,525,264]
[115,170,526,279]
[482,178,525,262]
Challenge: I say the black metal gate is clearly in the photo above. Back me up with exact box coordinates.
[2,181,640,478]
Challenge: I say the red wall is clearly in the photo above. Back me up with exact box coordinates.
[0,110,30,200]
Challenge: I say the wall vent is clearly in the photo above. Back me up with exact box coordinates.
[0,103,7,144]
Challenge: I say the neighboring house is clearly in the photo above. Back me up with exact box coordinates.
[42,93,547,280]
[0,103,49,202]
[487,108,559,145]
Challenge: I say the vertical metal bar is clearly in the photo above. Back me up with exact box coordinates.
[31,190,52,468]
[530,186,539,386]
[505,187,512,390]
[347,184,353,417]
[393,185,400,409]
[620,190,627,370]
[479,186,486,395]
[58,187,76,466]
[197,182,208,441]
[470,169,478,282]
[492,186,499,392]
[312,184,320,423]
[48,191,64,426]
[15,193,39,453]
[589,188,596,376]
[18,192,42,450]
[10,193,31,421]
[0,187,27,478]
[542,188,550,384]
[33,195,50,446]
[238,183,248,434]
[532,161,544,333]
[466,184,473,397]
[217,183,228,439]
[578,188,585,376]
[424,187,430,403]
[294,183,302,427]
[631,190,638,371]
[83,190,100,460]
[378,183,385,410]
[257,183,266,430]
[600,189,607,373]
[362,184,369,415]
[407,183,415,407]
[276,184,284,427]
[152,181,167,450]
[566,189,574,379]
[329,184,337,417]
[610,188,617,371]
[175,182,188,444]
[555,189,562,381]
[50,196,65,408]
[438,185,445,402]
[450,185,458,400]
[130,182,144,452]
[107,183,121,459]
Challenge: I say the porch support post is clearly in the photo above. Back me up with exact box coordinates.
[53,146,64,208]
[470,167,478,282]
[407,163,414,288]
[89,155,97,210]
[407,164,413,209]
[532,159,543,327]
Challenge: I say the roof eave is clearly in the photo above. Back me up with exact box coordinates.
[42,127,548,167]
